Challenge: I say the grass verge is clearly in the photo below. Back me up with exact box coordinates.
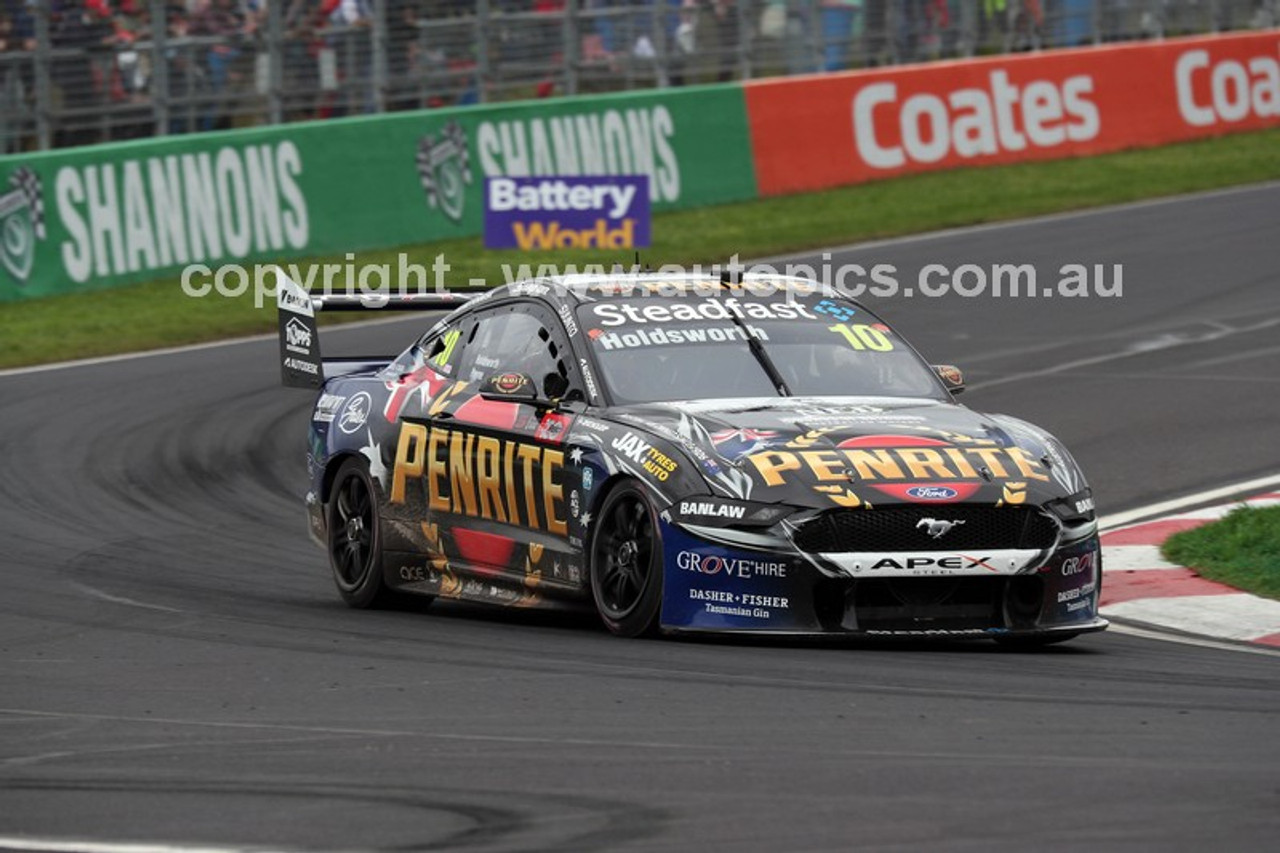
[1162,505,1280,601]
[2,128,1279,369]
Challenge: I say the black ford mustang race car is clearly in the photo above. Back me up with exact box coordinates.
[278,272,1105,645]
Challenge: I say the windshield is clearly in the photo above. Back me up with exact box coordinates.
[577,293,947,405]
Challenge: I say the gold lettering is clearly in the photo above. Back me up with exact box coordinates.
[970,447,1010,479]
[841,449,905,480]
[518,444,542,531]
[475,436,506,523]
[426,428,450,513]
[448,430,478,516]
[503,439,521,526]
[542,449,566,536]
[896,448,956,480]
[748,451,802,487]
[390,423,427,503]
[1006,447,1050,482]
[944,448,980,479]
[799,450,845,482]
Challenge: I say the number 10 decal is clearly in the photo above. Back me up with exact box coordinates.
[828,323,894,351]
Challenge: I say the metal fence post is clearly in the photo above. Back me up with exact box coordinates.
[564,0,580,96]
[738,0,753,80]
[476,0,490,104]
[649,1,668,89]
[372,0,388,113]
[151,0,170,136]
[267,0,283,124]
[34,3,51,150]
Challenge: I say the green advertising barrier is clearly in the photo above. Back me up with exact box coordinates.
[0,84,757,302]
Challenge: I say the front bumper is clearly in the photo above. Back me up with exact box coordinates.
[657,517,1106,639]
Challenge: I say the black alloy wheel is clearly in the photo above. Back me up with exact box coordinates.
[590,481,663,637]
[328,459,395,608]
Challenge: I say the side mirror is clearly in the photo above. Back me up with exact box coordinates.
[479,371,539,403]
[478,371,570,410]
[932,364,965,395]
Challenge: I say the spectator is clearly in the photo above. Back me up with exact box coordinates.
[53,1,120,145]
[190,0,249,130]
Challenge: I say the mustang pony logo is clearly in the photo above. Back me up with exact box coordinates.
[917,518,965,539]
[0,167,46,284]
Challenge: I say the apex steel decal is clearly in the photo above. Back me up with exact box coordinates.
[391,423,567,536]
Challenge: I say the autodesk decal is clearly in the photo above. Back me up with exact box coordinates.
[417,121,471,223]
[0,167,45,284]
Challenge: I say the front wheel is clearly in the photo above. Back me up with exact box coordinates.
[327,458,396,608]
[589,481,663,637]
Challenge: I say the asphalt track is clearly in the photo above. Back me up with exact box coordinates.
[2,184,1278,852]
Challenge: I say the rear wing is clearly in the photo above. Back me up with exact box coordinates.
[275,269,478,389]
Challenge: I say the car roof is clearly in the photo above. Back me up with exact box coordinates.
[487,272,838,306]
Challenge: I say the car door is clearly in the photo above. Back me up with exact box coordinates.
[421,300,585,581]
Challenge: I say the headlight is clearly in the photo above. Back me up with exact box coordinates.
[1046,488,1096,525]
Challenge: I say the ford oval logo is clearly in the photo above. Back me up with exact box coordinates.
[906,486,958,501]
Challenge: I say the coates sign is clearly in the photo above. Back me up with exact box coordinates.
[744,32,1280,196]
[483,175,650,250]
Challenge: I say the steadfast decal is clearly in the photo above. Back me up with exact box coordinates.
[390,423,567,536]
[590,297,814,326]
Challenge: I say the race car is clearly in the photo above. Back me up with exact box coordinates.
[277,271,1105,645]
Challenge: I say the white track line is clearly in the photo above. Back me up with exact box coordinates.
[1099,473,1280,530]
[3,180,1277,379]
[0,839,292,853]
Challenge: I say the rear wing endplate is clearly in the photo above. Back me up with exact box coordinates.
[275,268,478,389]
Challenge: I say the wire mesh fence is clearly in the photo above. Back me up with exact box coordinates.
[2,1,1276,154]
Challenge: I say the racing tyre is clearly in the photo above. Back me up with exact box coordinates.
[327,458,396,608]
[590,481,663,637]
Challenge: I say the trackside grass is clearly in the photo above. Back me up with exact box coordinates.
[1161,505,1280,602]
[2,128,1279,369]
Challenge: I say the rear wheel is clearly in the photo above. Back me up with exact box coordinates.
[589,481,663,637]
[327,459,396,608]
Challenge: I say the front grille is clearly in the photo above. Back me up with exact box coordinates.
[793,505,1058,552]
[812,575,1047,633]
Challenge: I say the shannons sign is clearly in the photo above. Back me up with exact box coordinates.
[0,139,312,299]
[54,142,309,282]
[483,175,651,250]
